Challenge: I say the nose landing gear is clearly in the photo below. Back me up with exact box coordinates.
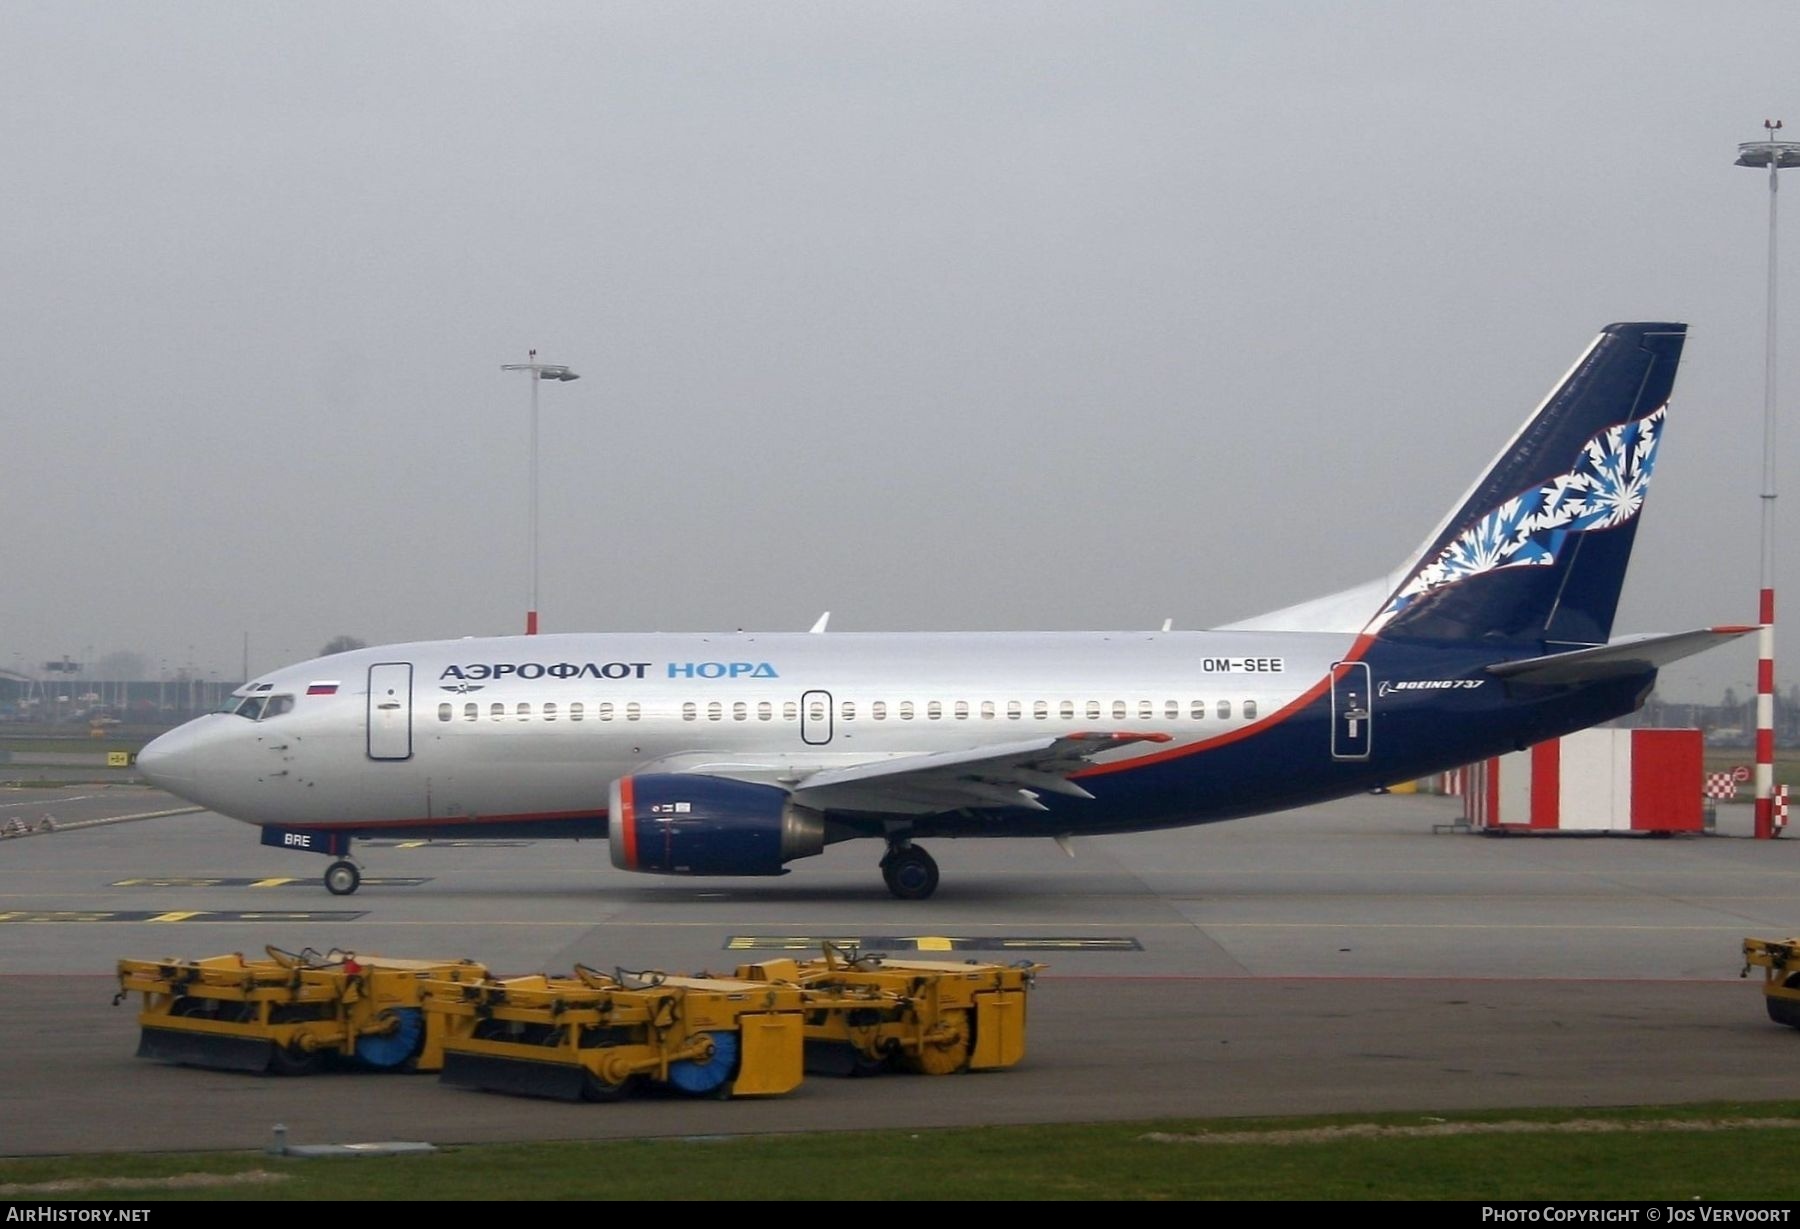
[880,842,939,901]
[324,859,362,897]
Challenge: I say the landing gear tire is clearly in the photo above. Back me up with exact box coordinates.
[881,845,939,901]
[324,860,361,897]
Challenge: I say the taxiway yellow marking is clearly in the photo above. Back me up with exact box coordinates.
[727,936,863,950]
[909,935,955,951]
[725,934,1145,951]
[147,911,204,923]
[249,878,298,888]
[393,841,428,849]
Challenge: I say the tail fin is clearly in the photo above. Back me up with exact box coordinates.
[1368,322,1687,649]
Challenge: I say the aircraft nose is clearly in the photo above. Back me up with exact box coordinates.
[137,724,200,796]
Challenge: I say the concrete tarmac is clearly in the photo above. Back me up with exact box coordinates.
[4,785,1800,1156]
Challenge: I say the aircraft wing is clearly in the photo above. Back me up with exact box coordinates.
[789,731,1172,814]
[1485,626,1755,686]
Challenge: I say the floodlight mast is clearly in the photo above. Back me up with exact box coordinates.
[500,351,580,635]
[1735,122,1800,838]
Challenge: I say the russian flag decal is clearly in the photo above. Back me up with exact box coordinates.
[307,682,340,696]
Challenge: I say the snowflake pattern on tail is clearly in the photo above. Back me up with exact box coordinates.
[1372,406,1664,630]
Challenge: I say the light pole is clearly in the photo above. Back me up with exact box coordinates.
[1736,122,1800,839]
[501,350,580,635]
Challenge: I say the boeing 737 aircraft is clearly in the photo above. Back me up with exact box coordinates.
[138,323,1749,899]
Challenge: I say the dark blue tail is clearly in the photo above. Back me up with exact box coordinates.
[1370,322,1687,650]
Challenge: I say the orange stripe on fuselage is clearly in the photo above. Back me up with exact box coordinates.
[1073,633,1377,778]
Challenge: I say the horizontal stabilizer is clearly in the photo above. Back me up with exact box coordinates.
[1485,626,1755,685]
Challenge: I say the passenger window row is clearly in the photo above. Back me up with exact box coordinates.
[435,698,1261,724]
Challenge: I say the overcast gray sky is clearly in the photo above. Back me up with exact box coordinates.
[3,1,1796,701]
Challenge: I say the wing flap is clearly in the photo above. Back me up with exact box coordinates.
[790,731,1172,814]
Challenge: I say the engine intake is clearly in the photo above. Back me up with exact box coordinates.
[609,773,825,877]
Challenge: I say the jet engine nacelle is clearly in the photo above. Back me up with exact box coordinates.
[608,773,826,876]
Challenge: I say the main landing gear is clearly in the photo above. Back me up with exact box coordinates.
[880,842,939,901]
[324,859,362,897]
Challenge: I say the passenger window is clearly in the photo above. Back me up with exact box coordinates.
[543,702,557,721]
[1165,700,1179,719]
[626,703,641,722]
[927,701,942,720]
[1139,700,1153,720]
[517,703,531,720]
[782,701,797,721]
[599,702,614,721]
[899,701,915,720]
[707,701,722,721]
[1244,700,1258,719]
[1086,700,1101,720]
[1059,700,1075,720]
[955,701,969,720]
[1191,700,1204,720]
[490,703,505,721]
[438,703,452,722]
[873,701,887,720]
[464,702,478,721]
[1007,701,1021,720]
[1217,700,1231,719]
[841,701,855,721]
[758,701,772,721]
[570,702,583,721]
[733,702,747,721]
[1033,701,1048,720]
[809,700,826,721]
[682,702,697,722]
[981,701,995,719]
[1112,700,1126,720]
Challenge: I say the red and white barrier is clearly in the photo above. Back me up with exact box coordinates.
[1463,728,1703,833]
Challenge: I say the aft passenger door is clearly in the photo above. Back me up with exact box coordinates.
[367,663,413,761]
[1329,661,1372,761]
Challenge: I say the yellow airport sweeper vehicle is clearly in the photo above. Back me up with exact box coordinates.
[115,946,489,1074]
[734,942,1042,1077]
[117,943,1046,1101]
[424,964,808,1101]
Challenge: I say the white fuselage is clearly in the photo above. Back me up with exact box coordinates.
[144,629,1354,829]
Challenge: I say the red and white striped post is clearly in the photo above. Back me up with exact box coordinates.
[1737,124,1800,839]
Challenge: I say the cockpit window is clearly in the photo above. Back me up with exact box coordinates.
[220,693,293,720]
